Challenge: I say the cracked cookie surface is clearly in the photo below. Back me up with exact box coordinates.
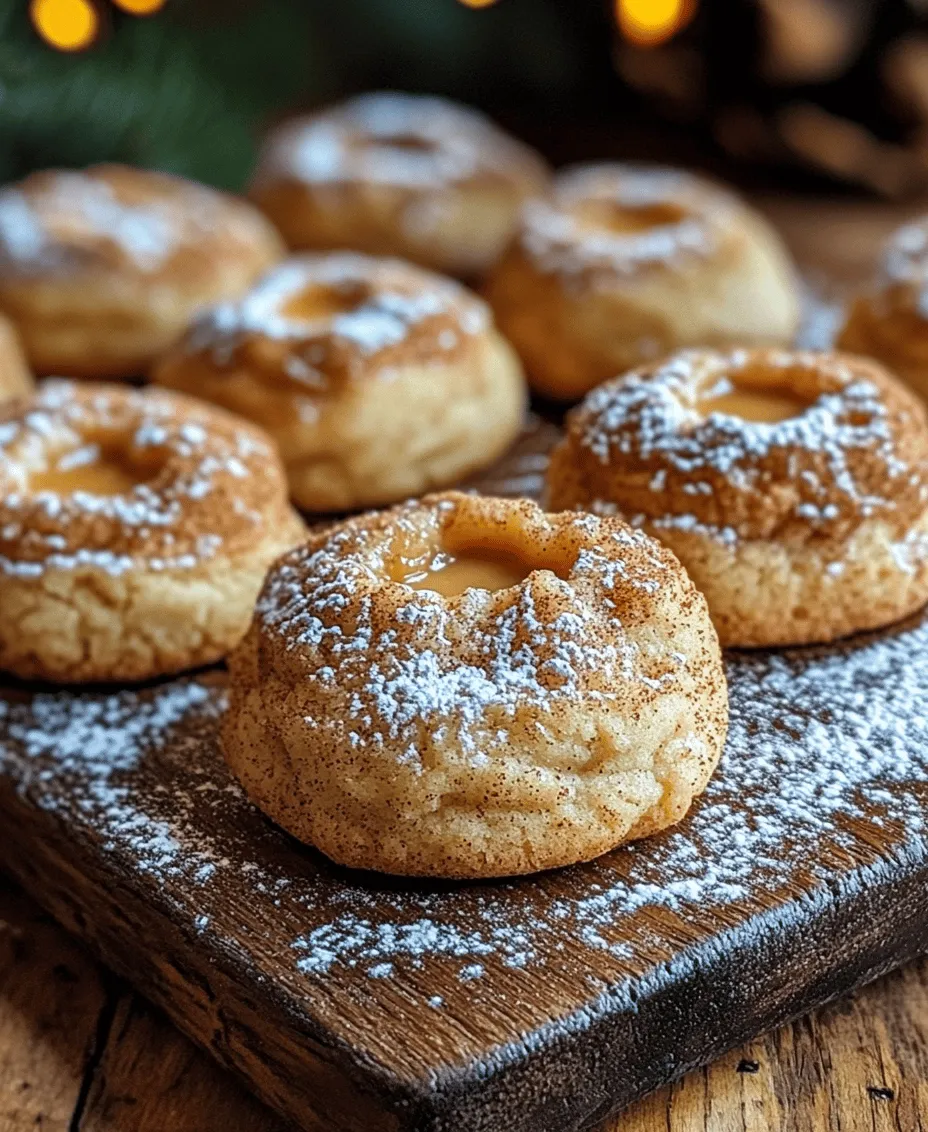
[486,163,800,400]
[547,348,928,646]
[154,252,527,513]
[0,380,304,682]
[222,492,727,878]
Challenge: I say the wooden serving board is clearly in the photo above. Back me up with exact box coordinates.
[3,201,928,1132]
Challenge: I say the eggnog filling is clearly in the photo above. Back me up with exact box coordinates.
[395,546,532,596]
[29,444,149,497]
[577,198,688,236]
[280,282,368,324]
[698,383,808,423]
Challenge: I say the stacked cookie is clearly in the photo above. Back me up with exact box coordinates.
[2,90,924,880]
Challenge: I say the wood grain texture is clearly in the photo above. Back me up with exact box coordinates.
[0,876,287,1132]
[3,496,928,1132]
[2,201,928,1132]
[0,883,109,1132]
[1,872,927,1132]
[79,994,287,1132]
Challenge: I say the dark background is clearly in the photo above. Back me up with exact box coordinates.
[3,0,928,197]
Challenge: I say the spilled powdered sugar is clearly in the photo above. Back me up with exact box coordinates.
[3,616,928,990]
[0,681,226,882]
[465,416,558,501]
[289,627,928,977]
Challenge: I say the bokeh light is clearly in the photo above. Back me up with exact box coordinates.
[30,0,99,52]
[456,0,501,8]
[616,0,694,47]
[110,0,167,14]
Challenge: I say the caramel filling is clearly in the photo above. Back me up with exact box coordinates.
[577,198,688,235]
[395,547,532,597]
[698,385,808,424]
[280,283,368,323]
[30,445,145,497]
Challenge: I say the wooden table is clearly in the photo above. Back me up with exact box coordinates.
[4,199,928,1132]
[1,867,926,1132]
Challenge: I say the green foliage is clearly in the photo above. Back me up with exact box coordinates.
[0,0,589,189]
[0,0,318,189]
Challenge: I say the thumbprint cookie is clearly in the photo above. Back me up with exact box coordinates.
[486,164,801,400]
[248,91,549,279]
[0,381,305,683]
[153,253,527,513]
[839,215,928,400]
[222,492,728,878]
[0,164,284,379]
[0,312,32,404]
[547,348,928,647]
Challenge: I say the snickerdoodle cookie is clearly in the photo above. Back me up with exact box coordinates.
[222,492,727,878]
[486,164,801,400]
[153,253,527,513]
[547,347,928,647]
[839,215,928,400]
[0,381,304,682]
[0,164,284,379]
[248,91,549,279]
[0,312,31,403]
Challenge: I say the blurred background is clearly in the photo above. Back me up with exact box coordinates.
[4,0,928,198]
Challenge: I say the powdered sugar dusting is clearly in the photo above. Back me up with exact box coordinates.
[257,502,681,766]
[3,613,928,993]
[518,165,727,285]
[182,253,489,382]
[285,624,928,979]
[0,176,178,274]
[0,167,270,280]
[257,91,537,191]
[0,680,229,883]
[572,348,923,545]
[0,381,275,577]
[880,215,928,316]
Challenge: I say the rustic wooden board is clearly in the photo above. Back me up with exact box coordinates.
[4,870,928,1132]
[3,202,928,1132]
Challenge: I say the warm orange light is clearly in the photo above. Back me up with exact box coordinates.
[456,0,500,7]
[30,0,99,51]
[110,0,166,13]
[616,0,694,47]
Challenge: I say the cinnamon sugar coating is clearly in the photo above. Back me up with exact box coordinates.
[486,164,801,400]
[222,492,727,878]
[548,348,928,646]
[249,91,549,279]
[0,312,32,404]
[0,381,305,682]
[839,215,928,400]
[154,253,527,512]
[0,165,284,379]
